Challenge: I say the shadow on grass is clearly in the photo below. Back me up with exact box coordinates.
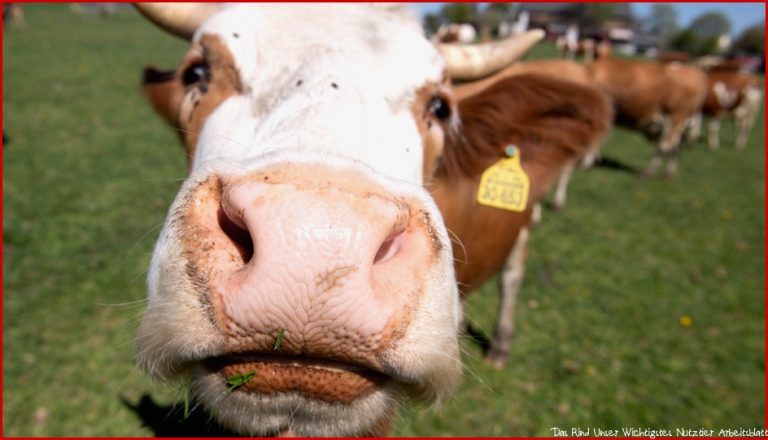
[464,324,491,354]
[121,394,239,437]
[592,155,639,175]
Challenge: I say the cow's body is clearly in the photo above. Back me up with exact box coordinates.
[453,59,592,100]
[432,74,612,366]
[433,23,477,44]
[134,3,546,436]
[703,71,762,150]
[587,58,707,177]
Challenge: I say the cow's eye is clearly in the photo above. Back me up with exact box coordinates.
[182,62,210,87]
[428,96,452,121]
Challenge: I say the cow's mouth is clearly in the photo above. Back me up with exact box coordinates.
[204,354,391,403]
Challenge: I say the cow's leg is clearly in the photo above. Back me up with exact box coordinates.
[486,226,529,369]
[553,161,575,211]
[735,87,762,150]
[580,149,599,169]
[734,99,758,150]
[664,147,680,177]
[685,113,702,144]
[708,118,721,150]
[734,109,749,150]
[531,202,542,226]
[642,115,668,178]
[660,112,688,178]
[642,151,664,178]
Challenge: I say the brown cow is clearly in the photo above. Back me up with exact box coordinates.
[657,50,691,64]
[431,74,613,367]
[587,58,708,177]
[703,71,762,150]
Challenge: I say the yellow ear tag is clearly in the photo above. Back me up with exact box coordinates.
[477,145,530,212]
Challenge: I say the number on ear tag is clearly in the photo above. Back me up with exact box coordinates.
[477,147,529,212]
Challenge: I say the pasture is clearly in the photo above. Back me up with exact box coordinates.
[3,4,765,436]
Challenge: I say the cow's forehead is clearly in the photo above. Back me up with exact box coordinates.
[188,4,446,184]
[195,4,444,95]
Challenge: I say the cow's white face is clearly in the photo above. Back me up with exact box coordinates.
[136,4,461,436]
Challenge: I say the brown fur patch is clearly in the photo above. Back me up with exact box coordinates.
[142,67,184,128]
[178,34,242,163]
[142,34,242,169]
[588,58,668,123]
[453,59,592,100]
[410,79,455,182]
[703,71,761,117]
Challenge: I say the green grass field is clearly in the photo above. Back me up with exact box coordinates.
[3,5,765,437]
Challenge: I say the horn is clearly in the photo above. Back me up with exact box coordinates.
[134,3,222,40]
[438,29,545,81]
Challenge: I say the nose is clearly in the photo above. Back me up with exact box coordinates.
[188,166,436,366]
[220,178,410,275]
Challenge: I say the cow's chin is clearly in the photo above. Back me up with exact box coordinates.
[189,360,398,437]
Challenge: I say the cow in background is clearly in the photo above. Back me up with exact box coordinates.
[3,3,24,27]
[657,50,691,64]
[555,24,580,59]
[432,23,477,44]
[703,71,762,150]
[587,58,707,177]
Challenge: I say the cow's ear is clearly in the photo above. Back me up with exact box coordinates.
[441,74,612,183]
[142,66,183,128]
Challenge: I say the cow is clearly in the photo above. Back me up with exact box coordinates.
[2,3,24,27]
[432,23,477,44]
[133,3,543,437]
[587,57,708,178]
[508,43,707,178]
[657,50,691,64]
[702,70,762,150]
[432,74,613,367]
[555,24,580,59]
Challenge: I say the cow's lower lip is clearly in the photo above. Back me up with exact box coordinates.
[204,354,391,403]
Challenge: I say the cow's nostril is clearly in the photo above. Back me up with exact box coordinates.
[373,229,406,265]
[217,206,254,264]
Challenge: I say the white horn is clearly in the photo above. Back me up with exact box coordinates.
[438,29,545,81]
[134,3,222,40]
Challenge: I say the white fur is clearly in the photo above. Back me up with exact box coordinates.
[190,4,443,184]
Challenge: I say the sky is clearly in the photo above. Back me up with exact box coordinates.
[410,2,766,36]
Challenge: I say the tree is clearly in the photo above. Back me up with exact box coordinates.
[689,11,731,39]
[646,4,679,40]
[669,28,720,56]
[733,23,765,55]
[581,3,617,28]
[485,3,514,15]
[423,13,443,36]
[479,3,514,39]
[669,28,698,53]
[439,3,478,24]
